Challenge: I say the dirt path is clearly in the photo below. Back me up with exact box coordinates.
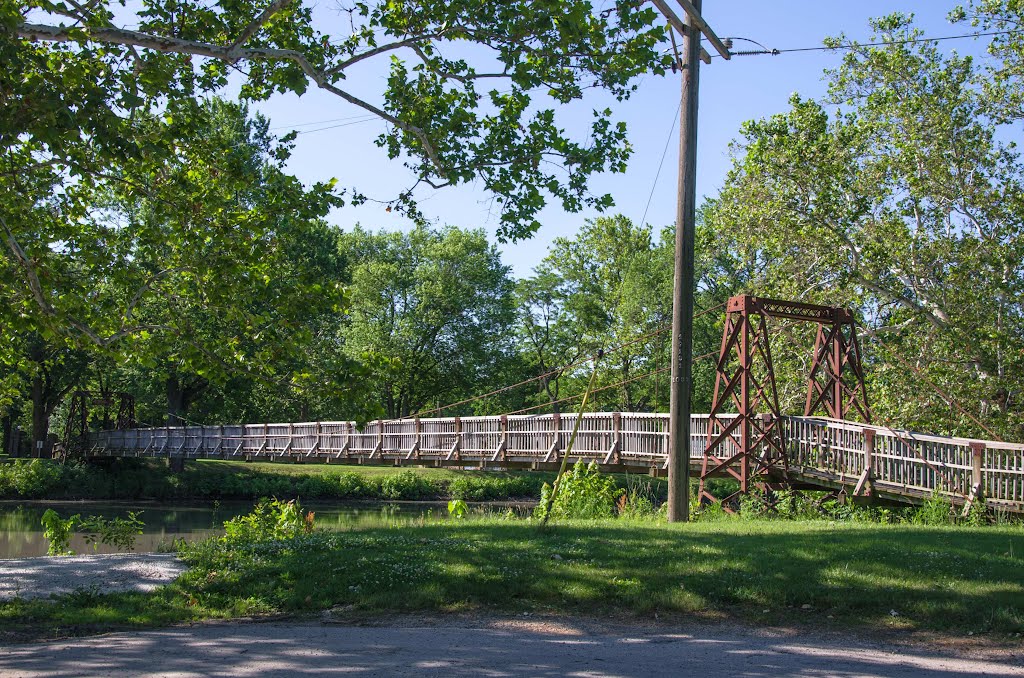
[0,554,184,601]
[2,619,1021,677]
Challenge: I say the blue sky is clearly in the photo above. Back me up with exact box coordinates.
[247,1,988,277]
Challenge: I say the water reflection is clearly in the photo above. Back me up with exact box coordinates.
[0,501,525,559]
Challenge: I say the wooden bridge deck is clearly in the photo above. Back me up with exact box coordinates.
[90,413,1024,513]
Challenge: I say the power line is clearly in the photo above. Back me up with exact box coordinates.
[718,29,1024,58]
[227,115,378,149]
[266,113,377,131]
[638,97,681,228]
[292,116,378,136]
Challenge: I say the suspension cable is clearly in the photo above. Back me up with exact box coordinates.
[406,302,727,420]
[504,349,719,417]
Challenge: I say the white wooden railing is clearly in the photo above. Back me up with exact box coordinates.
[90,413,1024,511]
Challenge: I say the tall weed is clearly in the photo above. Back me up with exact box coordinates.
[534,461,623,521]
[222,498,314,544]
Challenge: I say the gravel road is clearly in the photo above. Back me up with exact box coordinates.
[0,554,185,601]
[1,620,1022,677]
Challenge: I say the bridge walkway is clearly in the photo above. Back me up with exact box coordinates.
[90,412,1024,513]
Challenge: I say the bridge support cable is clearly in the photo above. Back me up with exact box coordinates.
[850,321,1006,506]
[862,327,1004,443]
[403,302,726,421]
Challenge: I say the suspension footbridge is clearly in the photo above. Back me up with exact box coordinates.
[76,295,1024,513]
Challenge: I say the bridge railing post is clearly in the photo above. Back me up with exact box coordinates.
[964,441,986,516]
[609,412,622,465]
[495,415,508,463]
[854,427,875,498]
[552,411,561,458]
[375,419,384,459]
[412,417,421,460]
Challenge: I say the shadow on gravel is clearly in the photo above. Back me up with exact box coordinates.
[1,623,1021,677]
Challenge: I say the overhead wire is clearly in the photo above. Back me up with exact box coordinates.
[718,28,1024,58]
[638,96,681,228]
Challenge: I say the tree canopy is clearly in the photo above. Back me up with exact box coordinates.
[7,0,669,240]
[338,225,516,418]
[704,14,1024,438]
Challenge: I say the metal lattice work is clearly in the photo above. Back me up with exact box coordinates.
[699,295,871,509]
[59,391,136,458]
[805,309,871,421]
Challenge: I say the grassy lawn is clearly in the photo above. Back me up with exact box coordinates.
[197,459,481,478]
[4,518,1023,640]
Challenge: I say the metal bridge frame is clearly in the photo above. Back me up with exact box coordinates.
[700,295,871,507]
[61,390,136,458]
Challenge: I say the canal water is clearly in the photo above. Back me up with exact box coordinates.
[0,501,511,559]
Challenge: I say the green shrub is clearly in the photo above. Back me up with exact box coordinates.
[618,475,661,519]
[534,461,623,521]
[911,491,956,526]
[337,472,373,498]
[78,511,145,552]
[222,498,314,544]
[380,471,438,500]
[447,499,469,519]
[40,509,78,556]
[0,460,65,498]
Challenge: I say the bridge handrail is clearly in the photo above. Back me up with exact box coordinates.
[88,412,1023,511]
[786,416,1024,452]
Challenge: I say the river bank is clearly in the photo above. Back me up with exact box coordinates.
[0,499,534,558]
[0,458,587,502]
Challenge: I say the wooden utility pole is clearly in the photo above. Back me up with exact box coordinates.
[653,0,729,522]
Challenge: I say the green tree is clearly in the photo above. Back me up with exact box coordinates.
[3,0,673,424]
[952,0,1024,122]
[339,225,516,418]
[89,99,368,425]
[514,269,586,413]
[537,216,669,411]
[704,15,1024,438]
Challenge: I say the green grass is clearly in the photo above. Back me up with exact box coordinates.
[4,518,1023,640]
[197,460,475,478]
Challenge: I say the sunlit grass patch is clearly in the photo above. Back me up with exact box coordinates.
[3,517,1023,640]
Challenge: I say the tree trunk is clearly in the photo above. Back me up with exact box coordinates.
[166,374,186,426]
[31,374,50,457]
[2,413,13,458]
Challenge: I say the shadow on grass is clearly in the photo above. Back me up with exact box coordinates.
[2,521,1022,639]
[191,521,1024,634]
